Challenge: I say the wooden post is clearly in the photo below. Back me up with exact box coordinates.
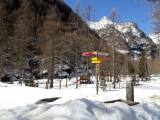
[126,80,134,101]
[46,80,48,89]
[96,64,100,95]
[59,80,62,89]
[65,79,68,87]
[59,63,62,90]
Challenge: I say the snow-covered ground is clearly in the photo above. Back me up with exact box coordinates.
[1,98,160,120]
[0,75,160,120]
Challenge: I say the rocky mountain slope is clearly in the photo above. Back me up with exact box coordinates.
[88,17,157,57]
[149,33,160,44]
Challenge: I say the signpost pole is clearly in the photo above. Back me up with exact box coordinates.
[96,63,100,95]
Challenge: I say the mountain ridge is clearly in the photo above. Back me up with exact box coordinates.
[88,16,157,57]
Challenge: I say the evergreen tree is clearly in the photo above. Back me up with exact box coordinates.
[0,1,7,75]
[128,60,137,85]
[128,61,135,76]
[138,51,149,81]
[0,1,12,74]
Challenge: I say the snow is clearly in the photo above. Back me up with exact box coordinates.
[116,23,141,37]
[149,33,160,44]
[42,70,48,74]
[117,49,129,54]
[0,76,160,119]
[0,98,160,120]
[88,16,113,30]
[88,16,141,37]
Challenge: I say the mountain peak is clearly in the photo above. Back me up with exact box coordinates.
[88,16,142,37]
[88,16,113,30]
[99,16,113,24]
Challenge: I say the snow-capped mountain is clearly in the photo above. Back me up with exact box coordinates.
[89,17,142,37]
[89,16,113,30]
[88,17,157,57]
[149,33,160,44]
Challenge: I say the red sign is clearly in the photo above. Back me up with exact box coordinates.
[82,52,109,58]
[82,52,94,57]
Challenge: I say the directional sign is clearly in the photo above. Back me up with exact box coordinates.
[91,57,103,64]
[82,52,94,57]
[91,57,98,61]
[92,60,102,64]
[81,51,109,95]
[96,52,109,57]
[82,52,109,58]
[93,52,109,58]
[91,57,103,61]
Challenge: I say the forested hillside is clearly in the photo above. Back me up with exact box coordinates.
[0,0,128,80]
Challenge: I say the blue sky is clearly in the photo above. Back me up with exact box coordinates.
[64,0,153,34]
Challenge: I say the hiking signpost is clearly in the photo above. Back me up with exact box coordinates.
[82,51,109,95]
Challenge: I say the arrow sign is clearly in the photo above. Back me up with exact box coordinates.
[82,52,94,57]
[91,57,103,61]
[82,52,109,58]
[96,52,109,58]
[92,52,109,58]
[92,60,102,64]
[91,57,103,64]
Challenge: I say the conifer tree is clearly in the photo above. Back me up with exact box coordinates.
[128,59,137,84]
[0,1,11,75]
[138,51,149,81]
[128,61,135,76]
[0,1,7,75]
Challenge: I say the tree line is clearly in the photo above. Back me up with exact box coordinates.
[0,0,155,88]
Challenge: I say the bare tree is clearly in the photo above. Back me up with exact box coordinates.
[109,8,120,88]
[82,5,94,76]
[153,7,160,57]
[75,0,80,89]
[82,5,93,22]
[13,0,31,85]
[41,7,59,88]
